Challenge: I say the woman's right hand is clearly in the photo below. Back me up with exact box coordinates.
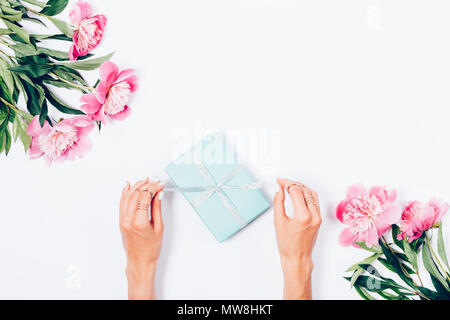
[273,178,322,300]
[119,178,165,300]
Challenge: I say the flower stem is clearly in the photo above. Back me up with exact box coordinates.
[0,96,21,115]
[416,271,424,287]
[26,7,48,18]
[425,232,450,281]
[49,72,94,92]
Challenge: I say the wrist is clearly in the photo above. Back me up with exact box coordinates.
[126,262,157,300]
[281,255,313,274]
[280,256,313,300]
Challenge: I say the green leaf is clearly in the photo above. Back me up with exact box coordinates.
[350,268,364,287]
[32,33,71,41]
[2,19,30,43]
[392,225,404,251]
[39,99,48,126]
[354,241,382,253]
[437,224,450,271]
[411,234,426,252]
[4,125,11,155]
[10,63,53,78]
[354,286,377,300]
[379,240,416,289]
[57,52,115,71]
[0,27,11,34]
[21,80,42,116]
[1,6,22,16]
[358,263,410,291]
[417,285,445,300]
[10,44,68,60]
[345,253,382,272]
[0,113,7,126]
[52,65,88,86]
[0,59,15,97]
[22,17,47,27]
[40,0,68,16]
[403,239,418,271]
[0,76,12,103]
[0,12,23,22]
[345,275,394,293]
[377,290,403,300]
[13,115,31,152]
[43,86,84,115]
[47,16,73,37]
[20,0,48,8]
[422,240,450,292]
[429,273,450,298]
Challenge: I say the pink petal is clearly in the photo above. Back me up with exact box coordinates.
[91,107,107,122]
[76,135,92,155]
[339,228,357,246]
[80,94,102,114]
[69,43,79,61]
[124,75,139,93]
[409,232,422,243]
[336,200,347,223]
[109,105,131,121]
[95,82,109,104]
[70,115,93,128]
[396,232,406,241]
[346,183,366,200]
[28,139,43,159]
[93,14,107,28]
[116,69,135,82]
[69,0,93,26]
[27,116,42,136]
[365,227,379,247]
[428,198,449,223]
[370,186,397,204]
[100,61,119,84]
[381,204,402,225]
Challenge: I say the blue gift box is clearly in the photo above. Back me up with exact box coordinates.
[165,133,271,242]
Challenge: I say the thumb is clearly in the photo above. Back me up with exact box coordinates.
[273,183,287,223]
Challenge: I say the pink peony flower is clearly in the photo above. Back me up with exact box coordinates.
[337,184,402,247]
[80,61,138,123]
[397,199,449,242]
[27,116,95,165]
[69,1,107,61]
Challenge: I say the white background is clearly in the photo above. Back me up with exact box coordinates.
[0,0,450,300]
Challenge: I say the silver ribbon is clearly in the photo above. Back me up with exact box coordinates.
[166,158,263,228]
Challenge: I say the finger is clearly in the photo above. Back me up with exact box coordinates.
[151,191,164,233]
[310,189,322,223]
[140,180,164,197]
[274,182,287,222]
[130,178,149,194]
[120,181,131,222]
[124,178,150,215]
[125,188,143,223]
[135,190,152,225]
[277,178,299,189]
[302,187,316,212]
[288,185,311,222]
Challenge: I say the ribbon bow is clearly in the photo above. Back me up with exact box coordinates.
[166,158,263,228]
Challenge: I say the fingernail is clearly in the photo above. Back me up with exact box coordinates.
[158,192,165,200]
